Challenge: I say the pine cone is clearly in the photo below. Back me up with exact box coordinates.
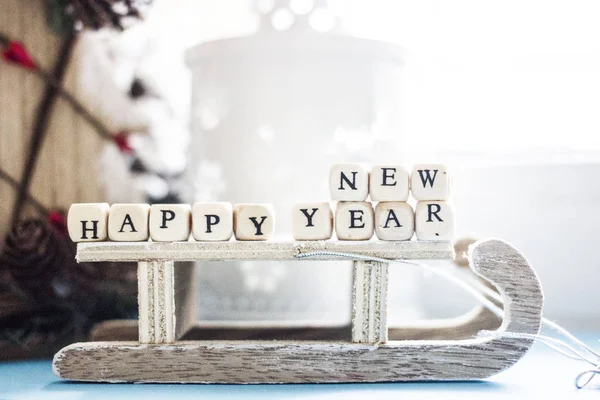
[0,219,74,303]
[68,0,150,31]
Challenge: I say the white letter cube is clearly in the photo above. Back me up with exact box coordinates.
[370,165,409,202]
[292,202,333,241]
[149,204,191,242]
[234,204,275,241]
[108,204,150,241]
[67,203,110,242]
[375,202,414,241]
[329,164,369,201]
[415,201,455,240]
[192,202,233,241]
[411,164,451,201]
[335,202,374,241]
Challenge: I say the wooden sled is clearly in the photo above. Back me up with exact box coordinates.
[53,238,543,383]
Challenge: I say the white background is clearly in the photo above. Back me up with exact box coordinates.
[126,0,600,328]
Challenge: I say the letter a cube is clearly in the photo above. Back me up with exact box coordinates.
[374,202,414,241]
[108,204,150,241]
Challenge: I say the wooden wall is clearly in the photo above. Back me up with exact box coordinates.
[0,0,105,235]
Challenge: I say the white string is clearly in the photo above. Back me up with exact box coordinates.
[296,250,600,389]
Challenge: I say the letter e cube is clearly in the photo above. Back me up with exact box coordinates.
[335,202,374,241]
[370,165,409,202]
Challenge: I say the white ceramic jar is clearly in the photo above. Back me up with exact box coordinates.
[184,0,418,324]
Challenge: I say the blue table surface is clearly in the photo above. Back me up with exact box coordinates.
[1,334,598,400]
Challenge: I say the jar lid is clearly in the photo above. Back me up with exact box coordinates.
[185,31,403,66]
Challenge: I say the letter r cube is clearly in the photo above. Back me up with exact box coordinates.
[67,203,110,242]
[415,201,454,240]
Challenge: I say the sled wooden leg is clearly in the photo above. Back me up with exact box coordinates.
[351,260,388,343]
[138,260,175,344]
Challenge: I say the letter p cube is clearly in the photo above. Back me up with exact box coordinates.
[150,204,192,242]
[192,202,233,241]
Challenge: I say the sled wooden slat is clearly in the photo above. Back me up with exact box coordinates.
[75,240,455,262]
[54,239,543,384]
